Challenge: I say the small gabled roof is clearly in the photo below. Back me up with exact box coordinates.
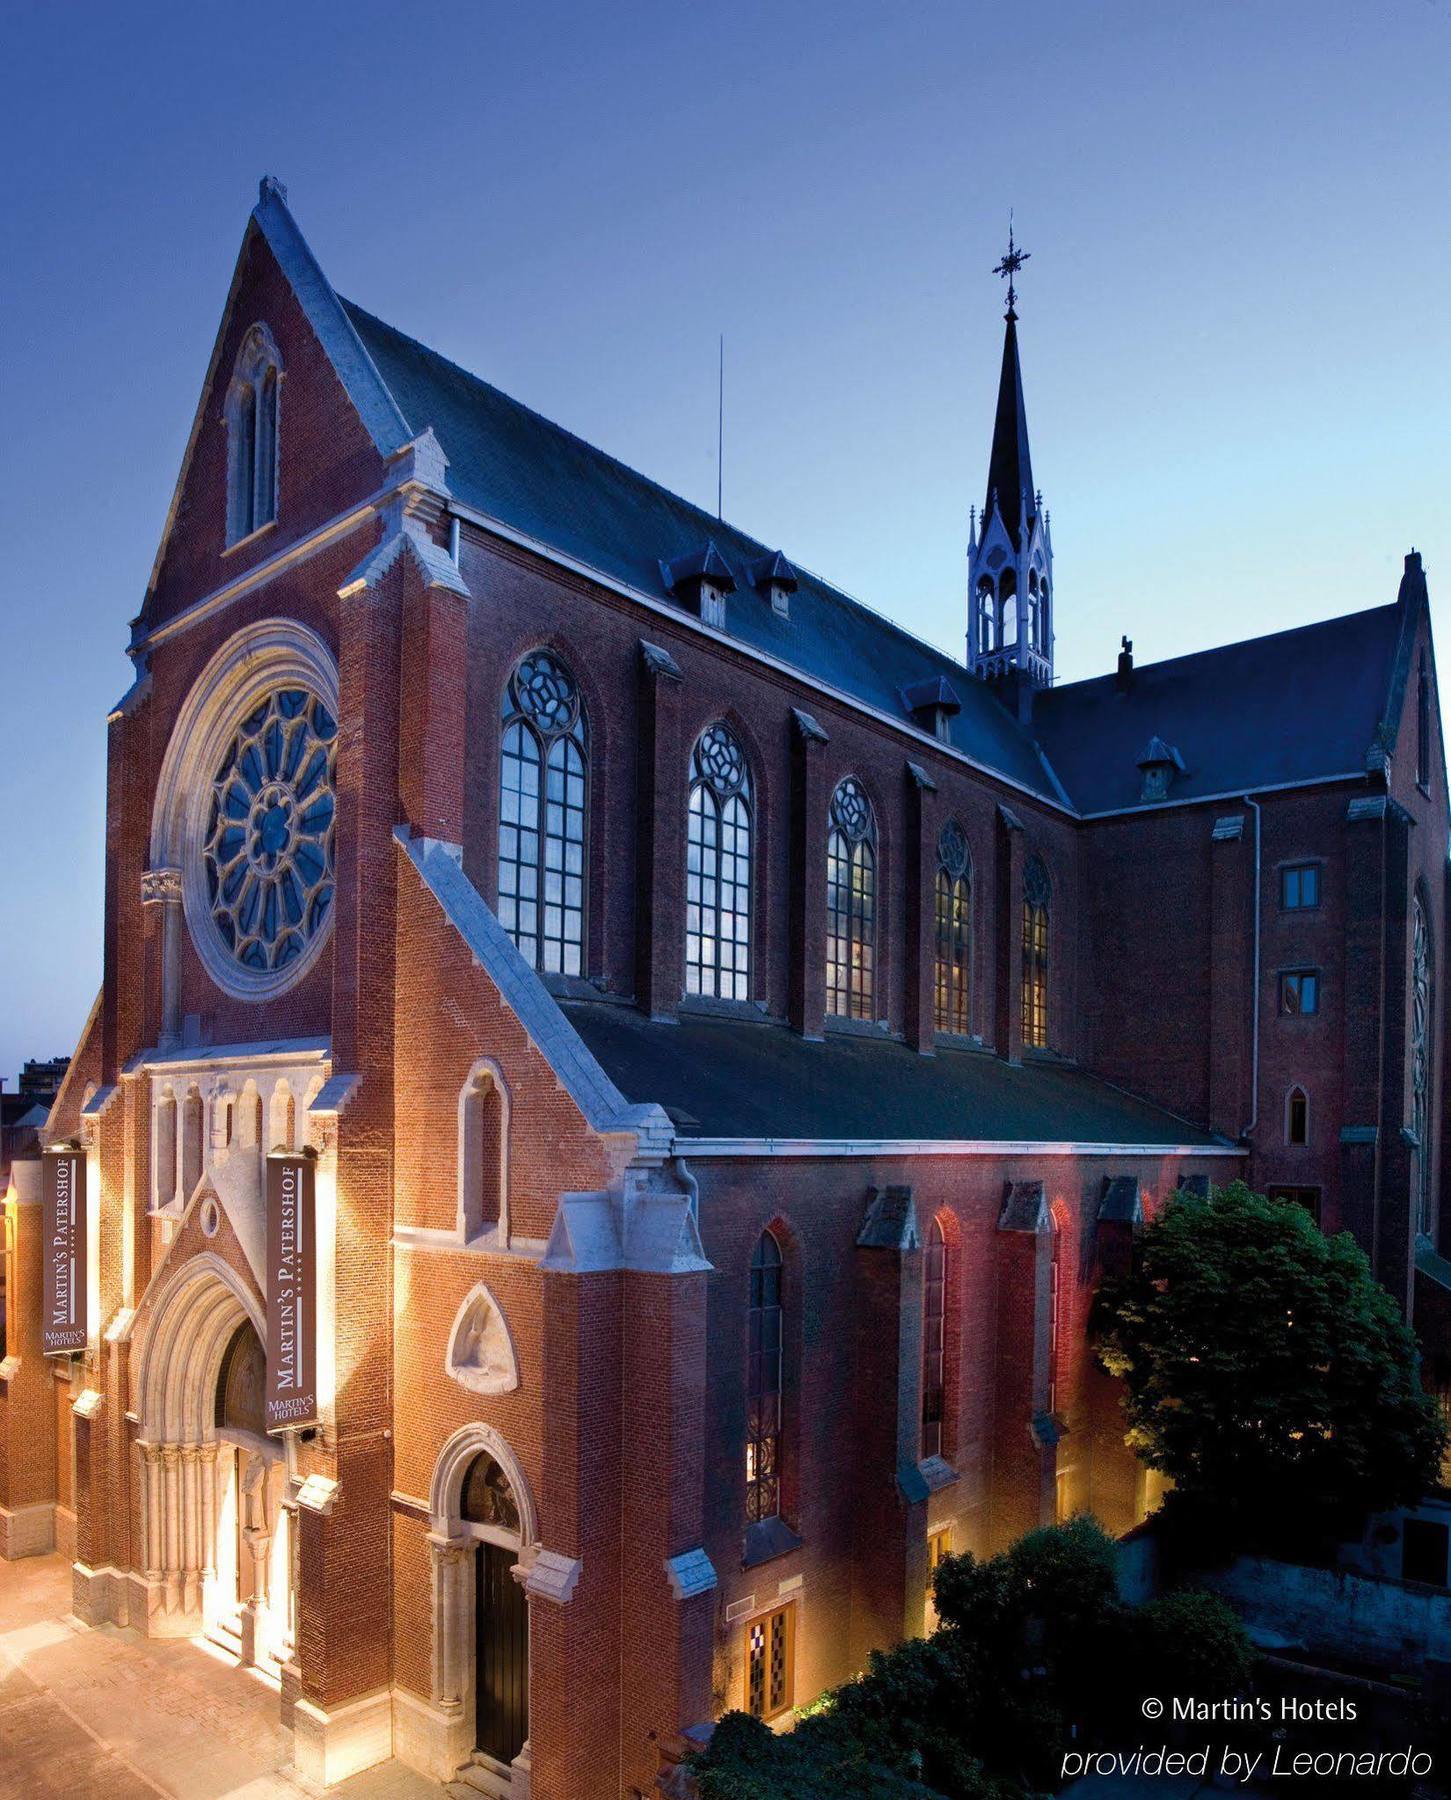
[661,541,736,596]
[745,550,800,594]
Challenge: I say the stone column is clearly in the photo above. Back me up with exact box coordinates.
[140,869,184,1051]
[788,709,830,1040]
[635,640,686,1020]
[994,804,1026,1062]
[903,762,938,1054]
[199,1443,218,1579]
[428,1534,473,1713]
[849,1185,928,1667]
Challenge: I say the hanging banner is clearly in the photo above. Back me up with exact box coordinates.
[265,1150,318,1431]
[42,1146,87,1354]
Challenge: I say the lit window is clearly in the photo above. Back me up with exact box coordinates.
[922,1217,948,1460]
[686,725,752,1000]
[225,324,282,544]
[498,652,587,975]
[1281,864,1320,910]
[746,1230,783,1525]
[1022,856,1051,1049]
[927,1526,952,1573]
[746,1604,794,1721]
[1279,970,1319,1016]
[934,821,971,1034]
[1287,1086,1309,1146]
[826,779,876,1019]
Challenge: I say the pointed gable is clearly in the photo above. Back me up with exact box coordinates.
[138,181,409,638]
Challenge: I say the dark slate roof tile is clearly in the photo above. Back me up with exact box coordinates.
[561,1003,1228,1147]
[341,300,1060,800]
[1033,605,1400,814]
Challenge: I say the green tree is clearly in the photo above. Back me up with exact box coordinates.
[1093,1181,1447,1550]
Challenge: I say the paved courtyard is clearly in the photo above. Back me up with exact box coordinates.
[0,1554,441,1799]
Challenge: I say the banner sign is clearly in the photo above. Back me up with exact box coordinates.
[265,1151,318,1431]
[42,1147,87,1354]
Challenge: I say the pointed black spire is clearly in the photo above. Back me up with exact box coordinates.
[983,311,1035,552]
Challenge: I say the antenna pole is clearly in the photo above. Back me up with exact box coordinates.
[717,333,724,520]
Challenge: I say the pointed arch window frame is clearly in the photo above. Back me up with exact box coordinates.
[934,820,972,1036]
[746,1228,784,1526]
[224,323,283,548]
[826,777,878,1021]
[1022,854,1050,1050]
[1285,1084,1310,1148]
[686,723,754,1002]
[497,650,589,978]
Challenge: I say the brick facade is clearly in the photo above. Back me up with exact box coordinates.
[2,182,1445,1797]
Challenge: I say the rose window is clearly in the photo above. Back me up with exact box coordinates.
[202,688,336,975]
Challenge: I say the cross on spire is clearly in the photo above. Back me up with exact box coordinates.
[992,212,1030,319]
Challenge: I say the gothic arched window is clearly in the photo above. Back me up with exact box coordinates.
[746,1229,784,1524]
[498,651,588,975]
[921,1216,948,1460]
[1286,1085,1309,1147]
[1413,893,1433,1235]
[1022,855,1050,1050]
[225,324,282,544]
[686,725,753,1001]
[976,580,997,656]
[935,820,971,1034]
[826,778,877,1019]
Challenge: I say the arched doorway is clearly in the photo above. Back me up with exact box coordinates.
[131,1250,293,1670]
[461,1452,528,1770]
[429,1423,537,1789]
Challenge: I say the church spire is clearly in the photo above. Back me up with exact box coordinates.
[967,222,1053,692]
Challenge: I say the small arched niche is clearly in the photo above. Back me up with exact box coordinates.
[446,1283,520,1397]
[457,1060,510,1244]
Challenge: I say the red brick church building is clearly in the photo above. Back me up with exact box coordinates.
[2,181,1446,1797]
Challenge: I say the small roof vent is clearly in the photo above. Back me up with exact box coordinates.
[660,542,735,628]
[745,550,799,619]
[1136,735,1185,803]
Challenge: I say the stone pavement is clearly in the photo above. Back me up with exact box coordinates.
[0,1553,442,1799]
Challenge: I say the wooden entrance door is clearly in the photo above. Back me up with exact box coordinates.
[475,1542,528,1766]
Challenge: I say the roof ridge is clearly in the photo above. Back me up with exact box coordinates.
[1048,601,1399,696]
[339,297,996,690]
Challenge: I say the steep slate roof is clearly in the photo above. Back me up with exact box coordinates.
[341,300,1061,801]
[1033,604,1403,815]
[561,1003,1229,1147]
[982,312,1037,549]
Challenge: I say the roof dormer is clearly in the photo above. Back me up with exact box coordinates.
[902,675,963,744]
[1136,735,1185,803]
[661,542,735,628]
[745,549,799,620]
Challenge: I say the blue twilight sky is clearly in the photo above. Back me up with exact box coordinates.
[1,0,1448,1082]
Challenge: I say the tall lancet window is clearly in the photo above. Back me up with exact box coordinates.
[225,324,282,544]
[1022,855,1050,1050]
[1419,651,1432,792]
[826,777,877,1019]
[498,651,587,975]
[921,1216,948,1460]
[935,820,971,1035]
[746,1229,784,1524]
[686,725,753,1001]
[1413,892,1433,1236]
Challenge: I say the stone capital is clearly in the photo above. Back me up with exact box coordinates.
[140,866,183,906]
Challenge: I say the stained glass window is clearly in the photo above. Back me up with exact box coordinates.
[746,1604,793,1720]
[1022,856,1050,1050]
[746,1230,783,1525]
[935,821,971,1034]
[498,652,587,975]
[202,688,336,975]
[686,725,752,1000]
[921,1217,947,1460]
[827,778,876,1019]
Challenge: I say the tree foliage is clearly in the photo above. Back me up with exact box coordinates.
[1093,1181,1447,1549]
[690,1519,1250,1800]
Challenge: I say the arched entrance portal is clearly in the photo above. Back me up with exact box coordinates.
[462,1452,528,1770]
[429,1423,537,1790]
[132,1251,294,1669]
